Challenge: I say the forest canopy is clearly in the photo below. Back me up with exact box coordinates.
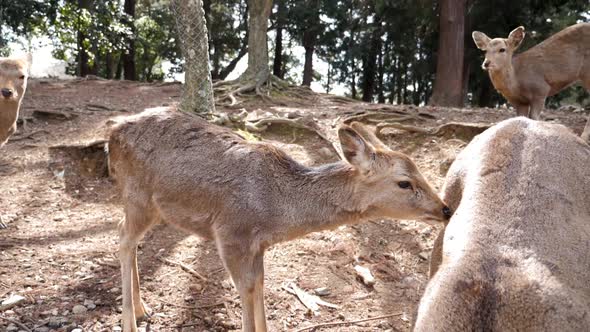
[1,0,588,107]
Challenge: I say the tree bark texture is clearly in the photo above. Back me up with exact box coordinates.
[123,0,137,81]
[429,0,466,107]
[77,0,92,77]
[240,0,273,85]
[171,0,216,113]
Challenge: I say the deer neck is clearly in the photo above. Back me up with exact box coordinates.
[273,162,374,243]
[489,61,520,101]
[0,100,21,142]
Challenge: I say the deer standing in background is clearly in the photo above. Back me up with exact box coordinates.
[0,54,31,147]
[413,117,590,331]
[108,107,451,332]
[472,23,590,143]
[0,54,31,229]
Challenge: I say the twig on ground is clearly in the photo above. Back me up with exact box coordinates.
[156,256,207,281]
[294,312,404,332]
[0,316,32,332]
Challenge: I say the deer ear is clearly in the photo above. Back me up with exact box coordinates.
[472,31,491,50]
[349,122,390,151]
[508,26,525,50]
[338,125,375,172]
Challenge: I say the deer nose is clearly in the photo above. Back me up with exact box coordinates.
[1,88,13,98]
[442,206,453,220]
[483,60,491,69]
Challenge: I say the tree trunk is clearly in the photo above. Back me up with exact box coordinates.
[350,58,357,99]
[377,46,385,104]
[301,30,315,87]
[122,0,137,80]
[361,17,381,102]
[171,0,216,114]
[77,0,92,77]
[272,0,285,78]
[115,55,123,80]
[240,0,273,85]
[324,61,332,93]
[477,81,494,107]
[429,0,466,107]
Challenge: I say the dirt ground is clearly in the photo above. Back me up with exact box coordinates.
[0,78,588,332]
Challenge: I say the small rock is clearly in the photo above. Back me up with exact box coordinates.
[220,320,237,329]
[71,329,83,332]
[221,279,233,290]
[317,147,333,159]
[112,326,122,332]
[313,287,331,296]
[0,294,26,310]
[72,304,87,314]
[354,265,376,286]
[420,227,433,236]
[84,299,96,310]
[418,251,431,261]
[48,317,65,328]
[6,324,18,332]
[33,327,49,332]
[190,283,203,292]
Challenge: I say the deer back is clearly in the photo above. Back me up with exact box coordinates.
[414,117,590,331]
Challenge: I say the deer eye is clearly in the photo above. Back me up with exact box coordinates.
[499,48,506,53]
[19,75,25,79]
[398,181,412,189]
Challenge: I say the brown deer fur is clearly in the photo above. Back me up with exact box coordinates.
[108,107,451,332]
[413,117,590,331]
[472,23,590,143]
[0,54,31,146]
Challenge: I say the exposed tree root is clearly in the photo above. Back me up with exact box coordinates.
[376,121,492,141]
[214,74,312,107]
[245,116,341,157]
[343,111,416,124]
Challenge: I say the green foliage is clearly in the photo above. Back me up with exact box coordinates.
[135,1,181,81]
[1,0,587,106]
[205,0,248,80]
[48,0,131,76]
[0,0,58,55]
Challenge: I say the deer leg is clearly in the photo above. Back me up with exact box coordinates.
[528,98,545,120]
[515,104,530,117]
[120,230,140,332]
[252,254,267,332]
[218,243,264,332]
[132,249,151,320]
[119,205,157,332]
[580,76,590,143]
[581,115,590,144]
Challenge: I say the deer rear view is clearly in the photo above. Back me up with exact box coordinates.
[0,54,31,146]
[109,107,451,332]
[413,117,590,331]
[472,23,590,142]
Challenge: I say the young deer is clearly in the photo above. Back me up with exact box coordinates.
[472,23,590,142]
[0,54,31,146]
[108,107,451,332]
[413,117,590,331]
